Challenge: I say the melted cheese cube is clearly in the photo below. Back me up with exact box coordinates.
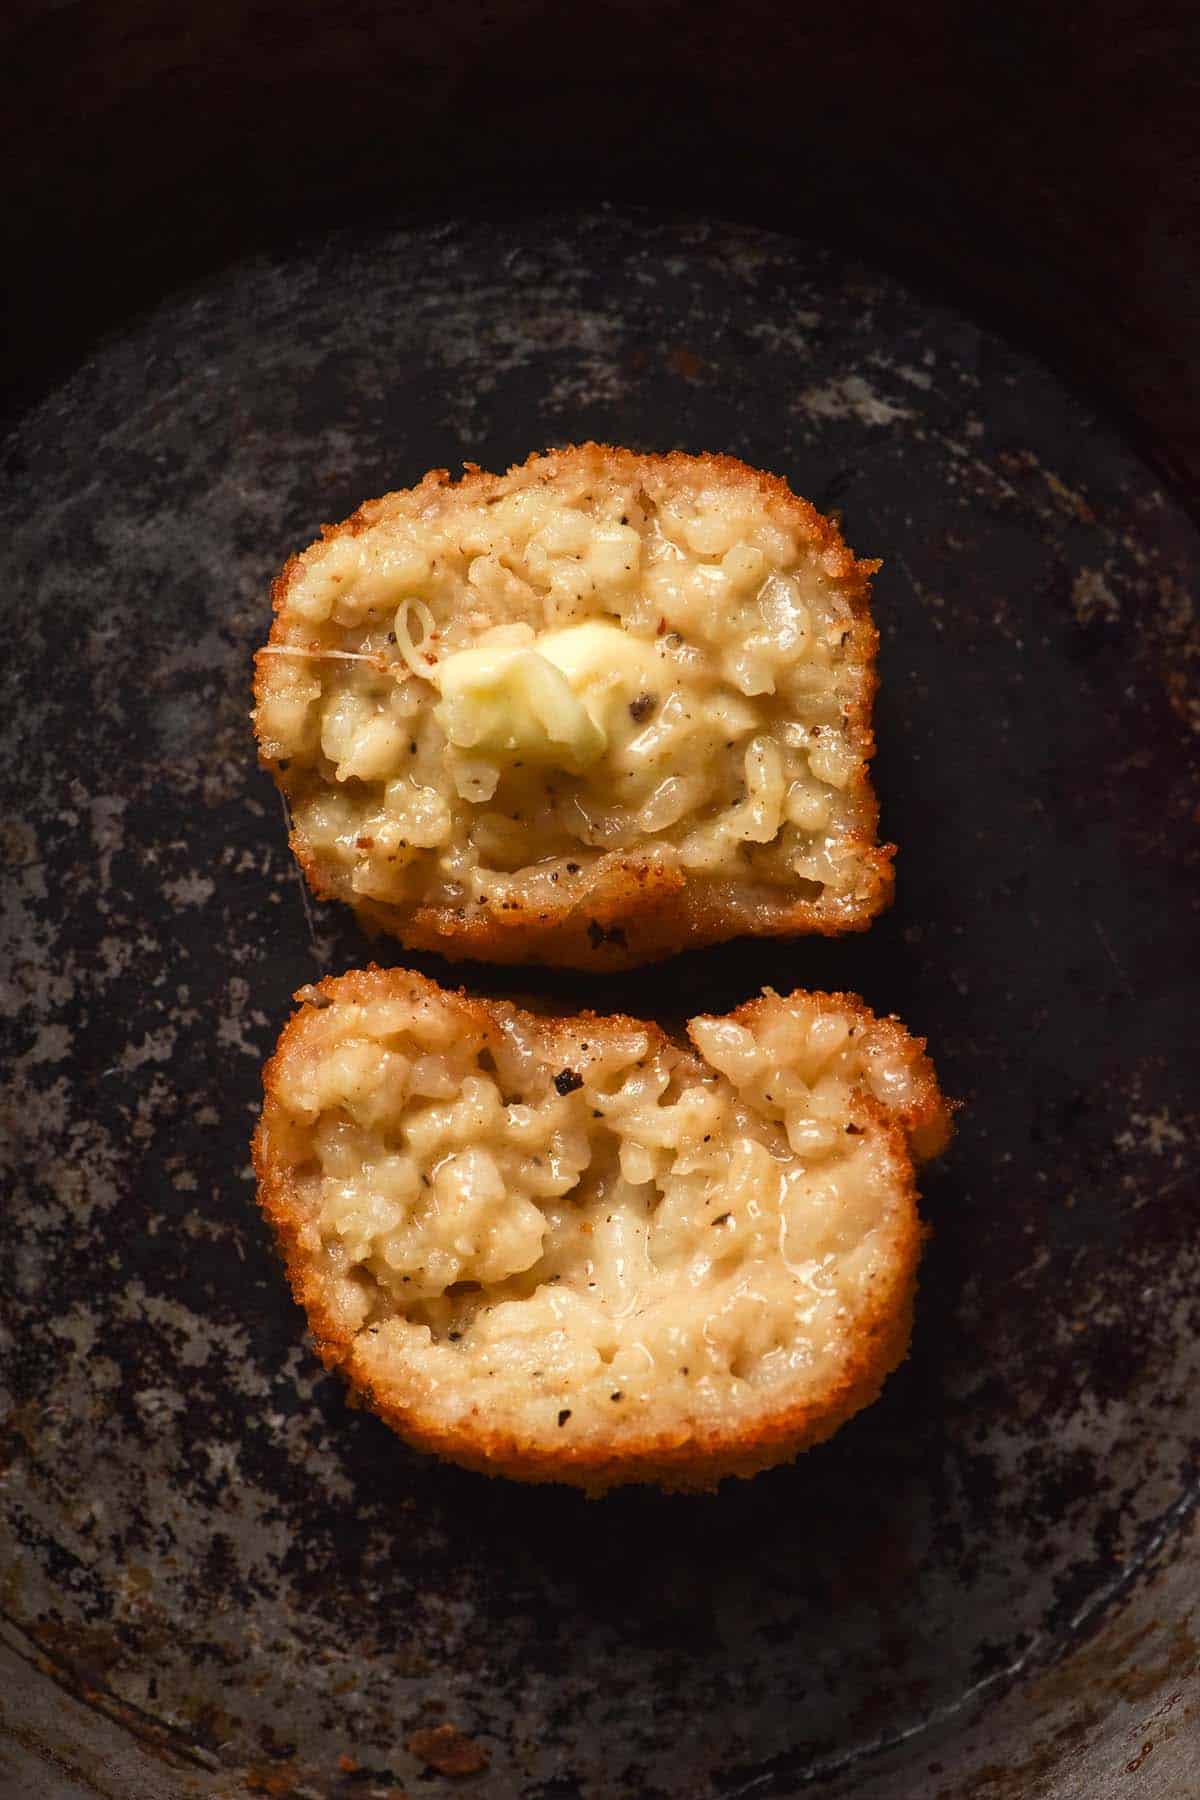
[537,621,663,736]
[433,644,605,774]
[431,621,664,776]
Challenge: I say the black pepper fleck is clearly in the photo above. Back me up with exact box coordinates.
[554,1069,583,1096]
[587,920,628,951]
[628,692,656,723]
[557,1409,571,1427]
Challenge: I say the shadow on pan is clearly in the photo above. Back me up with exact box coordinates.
[2,206,1198,1800]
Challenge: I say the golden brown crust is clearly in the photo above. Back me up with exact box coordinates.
[253,968,951,1493]
[254,445,894,970]
[718,986,955,1164]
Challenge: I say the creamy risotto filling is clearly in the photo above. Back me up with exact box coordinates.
[255,467,874,917]
[268,989,922,1438]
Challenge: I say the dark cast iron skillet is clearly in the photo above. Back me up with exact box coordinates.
[1,8,1198,1799]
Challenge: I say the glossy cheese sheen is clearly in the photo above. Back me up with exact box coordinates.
[429,620,663,774]
[252,446,893,967]
[253,970,952,1490]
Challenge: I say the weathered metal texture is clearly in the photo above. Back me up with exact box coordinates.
[1,212,1197,1798]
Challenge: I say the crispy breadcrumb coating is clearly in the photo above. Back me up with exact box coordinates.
[253,446,893,969]
[253,969,951,1492]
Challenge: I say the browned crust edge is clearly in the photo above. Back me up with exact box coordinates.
[252,967,952,1494]
[253,445,895,971]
